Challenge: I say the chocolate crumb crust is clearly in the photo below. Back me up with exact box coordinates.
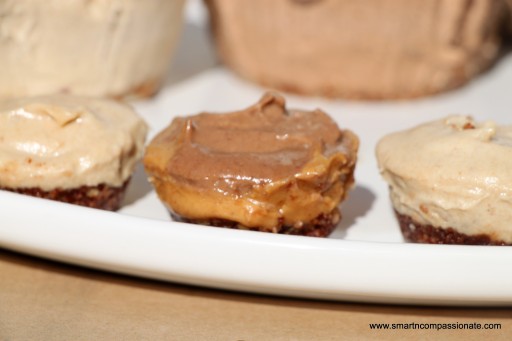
[396,211,511,246]
[171,208,341,237]
[1,180,130,211]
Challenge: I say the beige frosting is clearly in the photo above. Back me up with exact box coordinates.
[0,95,148,190]
[0,0,186,99]
[377,116,512,243]
[206,0,504,99]
[144,93,359,231]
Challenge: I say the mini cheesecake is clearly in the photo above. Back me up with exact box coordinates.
[205,0,504,99]
[144,93,359,237]
[376,116,512,245]
[0,0,186,100]
[0,95,148,210]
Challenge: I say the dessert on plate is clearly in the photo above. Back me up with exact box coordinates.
[376,115,512,245]
[0,0,186,100]
[0,94,148,210]
[205,0,504,100]
[144,92,359,237]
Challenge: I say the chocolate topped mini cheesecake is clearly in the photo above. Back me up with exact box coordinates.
[377,116,512,245]
[144,93,359,236]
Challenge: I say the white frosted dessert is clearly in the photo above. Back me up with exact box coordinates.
[376,116,512,245]
[0,0,186,100]
[0,94,148,210]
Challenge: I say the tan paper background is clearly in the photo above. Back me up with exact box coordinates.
[1,249,511,340]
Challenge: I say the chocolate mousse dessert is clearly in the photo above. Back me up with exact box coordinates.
[144,93,359,237]
[376,116,512,245]
[205,0,504,99]
[0,95,148,210]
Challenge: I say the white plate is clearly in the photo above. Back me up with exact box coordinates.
[2,2,512,306]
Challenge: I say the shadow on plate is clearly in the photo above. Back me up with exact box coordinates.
[331,185,376,239]
[122,163,153,206]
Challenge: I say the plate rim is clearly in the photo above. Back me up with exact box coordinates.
[3,190,512,307]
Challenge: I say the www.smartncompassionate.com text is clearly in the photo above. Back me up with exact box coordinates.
[369,322,501,331]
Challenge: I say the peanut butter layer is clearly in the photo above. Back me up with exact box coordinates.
[144,93,359,231]
[0,95,148,191]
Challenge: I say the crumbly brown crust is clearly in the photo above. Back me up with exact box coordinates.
[1,180,130,211]
[396,211,511,246]
[171,208,341,237]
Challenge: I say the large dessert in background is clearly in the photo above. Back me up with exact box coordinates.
[376,115,512,245]
[0,95,148,210]
[144,92,359,237]
[0,0,186,100]
[205,0,505,100]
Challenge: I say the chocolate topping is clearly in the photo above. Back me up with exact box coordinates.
[152,93,348,195]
